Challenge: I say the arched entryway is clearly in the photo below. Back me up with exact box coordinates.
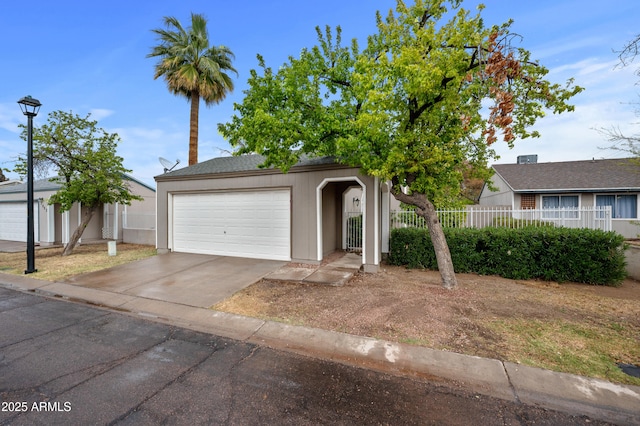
[316,177,366,265]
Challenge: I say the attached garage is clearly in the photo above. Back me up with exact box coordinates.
[156,154,383,272]
[0,202,39,242]
[171,189,291,261]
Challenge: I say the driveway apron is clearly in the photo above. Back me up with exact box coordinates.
[62,253,286,308]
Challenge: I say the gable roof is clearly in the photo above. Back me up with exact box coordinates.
[0,178,61,194]
[155,154,345,180]
[0,174,155,195]
[492,158,640,192]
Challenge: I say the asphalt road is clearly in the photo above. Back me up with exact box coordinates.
[0,287,615,425]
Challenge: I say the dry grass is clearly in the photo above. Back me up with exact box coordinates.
[215,265,640,386]
[0,243,157,281]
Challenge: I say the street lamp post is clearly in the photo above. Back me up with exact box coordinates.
[17,95,41,274]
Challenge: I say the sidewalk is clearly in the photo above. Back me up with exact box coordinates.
[1,262,639,424]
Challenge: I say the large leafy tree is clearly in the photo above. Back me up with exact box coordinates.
[219,0,582,289]
[16,111,142,256]
[148,13,237,165]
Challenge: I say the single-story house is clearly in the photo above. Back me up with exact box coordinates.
[0,175,156,246]
[479,157,640,238]
[155,155,393,273]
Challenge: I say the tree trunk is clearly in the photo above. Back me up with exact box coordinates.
[62,205,97,256]
[390,187,458,289]
[421,199,458,289]
[188,93,200,165]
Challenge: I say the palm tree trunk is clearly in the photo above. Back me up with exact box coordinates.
[189,93,200,165]
[62,205,97,256]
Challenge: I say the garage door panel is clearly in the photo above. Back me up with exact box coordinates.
[172,190,291,261]
[0,202,38,242]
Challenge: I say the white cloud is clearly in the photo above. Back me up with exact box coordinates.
[533,36,607,62]
[88,108,114,121]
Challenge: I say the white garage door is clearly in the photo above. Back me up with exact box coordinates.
[172,190,291,261]
[0,202,38,242]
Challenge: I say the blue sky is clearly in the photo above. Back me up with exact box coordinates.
[1,0,638,186]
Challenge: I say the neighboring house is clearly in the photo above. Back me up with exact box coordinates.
[0,180,22,188]
[0,176,156,246]
[155,155,393,272]
[479,157,640,238]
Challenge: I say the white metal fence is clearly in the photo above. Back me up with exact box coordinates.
[390,206,612,232]
[347,206,612,253]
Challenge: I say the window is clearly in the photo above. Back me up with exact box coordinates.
[596,194,638,219]
[521,194,535,209]
[542,195,579,218]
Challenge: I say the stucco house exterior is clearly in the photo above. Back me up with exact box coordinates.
[479,157,640,238]
[0,175,156,246]
[155,155,392,273]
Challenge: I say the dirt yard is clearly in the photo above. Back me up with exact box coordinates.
[215,261,640,385]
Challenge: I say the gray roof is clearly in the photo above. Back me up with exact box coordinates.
[0,178,61,194]
[156,154,342,179]
[493,158,640,192]
[0,174,155,195]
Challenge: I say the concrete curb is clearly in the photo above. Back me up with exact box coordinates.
[1,274,639,424]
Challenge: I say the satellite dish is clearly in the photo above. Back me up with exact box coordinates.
[159,157,180,173]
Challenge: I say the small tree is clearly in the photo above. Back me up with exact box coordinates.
[219,0,582,289]
[16,111,142,256]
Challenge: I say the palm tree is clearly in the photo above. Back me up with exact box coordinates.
[148,13,237,165]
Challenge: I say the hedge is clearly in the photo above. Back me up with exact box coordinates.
[389,227,627,286]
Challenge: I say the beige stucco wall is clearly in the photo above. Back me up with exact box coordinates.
[321,184,338,255]
[625,245,640,280]
[614,221,640,239]
[155,166,381,271]
[123,228,155,245]
[479,174,513,206]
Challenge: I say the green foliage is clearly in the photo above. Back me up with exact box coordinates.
[219,0,582,205]
[148,12,237,165]
[492,217,555,228]
[148,13,237,104]
[219,0,582,287]
[15,110,142,211]
[389,227,628,286]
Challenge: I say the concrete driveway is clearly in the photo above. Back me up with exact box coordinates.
[62,253,286,308]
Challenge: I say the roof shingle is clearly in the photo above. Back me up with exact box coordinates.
[155,154,341,179]
[493,158,640,192]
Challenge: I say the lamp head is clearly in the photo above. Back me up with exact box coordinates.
[17,96,42,117]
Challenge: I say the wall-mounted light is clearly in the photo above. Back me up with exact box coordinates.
[353,197,360,208]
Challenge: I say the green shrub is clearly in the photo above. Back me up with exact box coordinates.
[492,217,555,228]
[389,227,627,286]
